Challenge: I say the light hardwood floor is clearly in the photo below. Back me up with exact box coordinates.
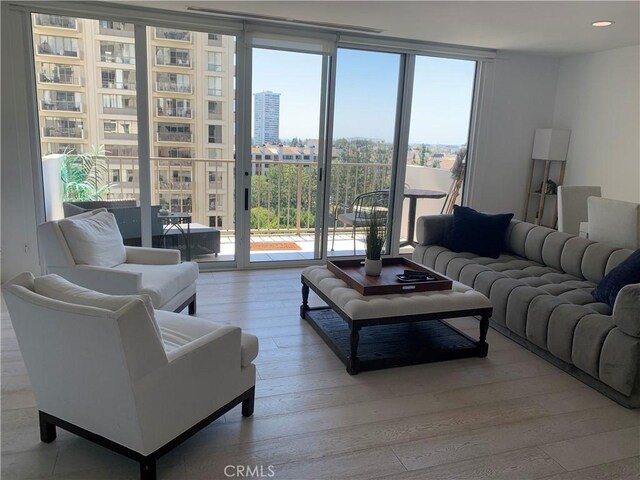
[2,268,639,479]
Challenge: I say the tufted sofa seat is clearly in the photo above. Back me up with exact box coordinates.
[413,214,640,408]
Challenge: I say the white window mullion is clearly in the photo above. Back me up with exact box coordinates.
[134,25,152,247]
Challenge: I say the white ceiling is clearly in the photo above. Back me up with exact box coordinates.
[124,1,640,57]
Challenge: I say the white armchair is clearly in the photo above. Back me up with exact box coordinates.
[2,273,258,480]
[587,197,640,250]
[557,185,601,236]
[37,208,198,313]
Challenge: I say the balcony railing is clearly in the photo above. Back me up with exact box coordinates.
[207,35,222,47]
[103,106,137,115]
[208,112,222,120]
[208,88,222,97]
[208,64,223,72]
[157,108,192,118]
[155,28,191,42]
[38,44,78,57]
[157,132,193,142]
[41,100,81,112]
[99,26,134,37]
[156,57,191,68]
[43,127,83,138]
[102,81,136,90]
[100,54,135,64]
[35,15,77,29]
[104,131,137,140]
[156,82,192,94]
[39,72,81,85]
[208,136,223,144]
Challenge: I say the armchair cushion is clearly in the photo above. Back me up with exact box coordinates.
[113,262,198,308]
[442,205,514,259]
[57,210,126,267]
[155,310,259,367]
[32,274,161,341]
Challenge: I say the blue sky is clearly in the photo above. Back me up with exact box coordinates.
[252,48,476,145]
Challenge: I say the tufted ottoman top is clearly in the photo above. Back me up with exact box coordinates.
[302,265,492,321]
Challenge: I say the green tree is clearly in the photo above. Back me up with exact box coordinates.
[61,144,112,201]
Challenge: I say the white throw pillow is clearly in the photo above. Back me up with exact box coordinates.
[33,274,162,341]
[57,210,127,267]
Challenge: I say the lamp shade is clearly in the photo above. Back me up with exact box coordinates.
[532,128,571,161]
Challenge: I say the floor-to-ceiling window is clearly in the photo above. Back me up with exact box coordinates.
[400,56,476,251]
[328,48,401,257]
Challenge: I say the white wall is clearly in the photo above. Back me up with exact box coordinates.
[467,53,560,217]
[1,5,43,282]
[552,45,640,203]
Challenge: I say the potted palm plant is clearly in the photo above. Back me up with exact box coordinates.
[60,145,112,201]
[363,207,386,276]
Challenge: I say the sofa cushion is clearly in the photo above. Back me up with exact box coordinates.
[592,249,640,306]
[33,274,161,341]
[155,311,258,367]
[57,210,127,267]
[612,284,640,338]
[442,206,514,259]
[112,262,198,308]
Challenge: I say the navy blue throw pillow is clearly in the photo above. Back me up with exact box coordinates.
[442,206,514,259]
[592,249,640,306]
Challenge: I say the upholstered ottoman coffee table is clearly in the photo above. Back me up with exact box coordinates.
[301,265,493,374]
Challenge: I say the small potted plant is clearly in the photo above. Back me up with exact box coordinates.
[363,208,386,276]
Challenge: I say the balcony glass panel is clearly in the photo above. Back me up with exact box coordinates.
[100,41,135,64]
[156,98,192,118]
[38,63,81,85]
[35,14,77,29]
[101,69,136,90]
[98,20,134,37]
[42,117,84,138]
[37,35,78,57]
[155,28,191,42]
[155,47,191,67]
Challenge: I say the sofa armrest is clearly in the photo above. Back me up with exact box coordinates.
[416,214,453,246]
[48,265,142,295]
[613,283,640,337]
[125,246,180,265]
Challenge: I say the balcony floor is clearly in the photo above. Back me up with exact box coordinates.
[194,233,414,263]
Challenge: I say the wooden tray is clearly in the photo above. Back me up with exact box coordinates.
[327,257,453,296]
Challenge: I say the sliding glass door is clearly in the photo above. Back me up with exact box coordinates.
[328,48,401,257]
[247,46,327,263]
[400,56,476,250]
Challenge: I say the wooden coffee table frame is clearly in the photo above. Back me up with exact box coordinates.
[301,275,493,375]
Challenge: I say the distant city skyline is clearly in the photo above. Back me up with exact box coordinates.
[252,48,475,145]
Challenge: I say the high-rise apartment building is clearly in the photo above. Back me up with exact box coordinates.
[253,91,280,144]
[31,14,236,229]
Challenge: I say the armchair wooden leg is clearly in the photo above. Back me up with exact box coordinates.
[39,411,56,443]
[140,458,156,480]
[242,387,255,417]
[188,295,196,315]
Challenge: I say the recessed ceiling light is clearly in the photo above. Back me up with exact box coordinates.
[591,20,614,27]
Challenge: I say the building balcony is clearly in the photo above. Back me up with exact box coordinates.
[207,35,222,47]
[101,81,136,90]
[34,14,77,29]
[207,89,222,97]
[155,82,192,94]
[156,108,192,119]
[42,127,83,138]
[155,28,191,42]
[37,44,78,57]
[207,64,223,72]
[103,132,137,140]
[99,26,134,38]
[158,181,192,190]
[208,112,223,120]
[100,55,135,65]
[156,132,193,142]
[156,58,191,68]
[39,72,81,85]
[103,106,137,115]
[41,100,81,112]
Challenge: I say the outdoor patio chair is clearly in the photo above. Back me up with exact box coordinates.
[331,190,390,254]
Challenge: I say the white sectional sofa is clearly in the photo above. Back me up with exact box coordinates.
[412,214,640,408]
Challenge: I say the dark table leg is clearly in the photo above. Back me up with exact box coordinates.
[185,222,191,261]
[400,197,418,247]
[347,324,361,375]
[478,313,489,357]
[300,282,309,318]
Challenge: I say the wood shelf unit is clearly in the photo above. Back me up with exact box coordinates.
[522,158,566,227]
